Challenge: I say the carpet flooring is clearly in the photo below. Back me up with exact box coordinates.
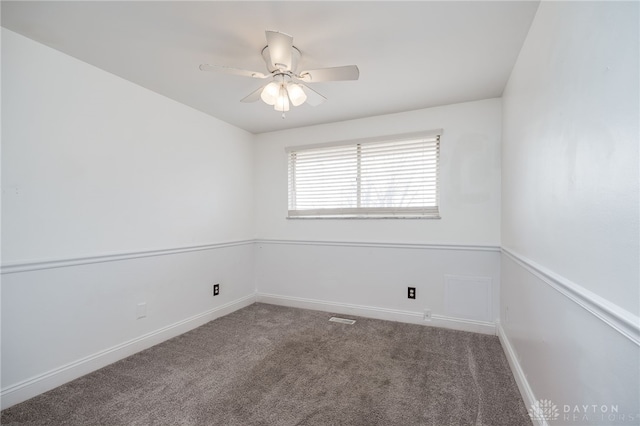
[2,303,532,425]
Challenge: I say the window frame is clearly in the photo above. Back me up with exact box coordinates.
[286,130,442,220]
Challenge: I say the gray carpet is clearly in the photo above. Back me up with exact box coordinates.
[2,303,531,425]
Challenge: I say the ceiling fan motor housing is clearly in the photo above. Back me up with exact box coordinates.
[261,45,301,73]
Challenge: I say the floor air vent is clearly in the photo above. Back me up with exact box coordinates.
[329,317,356,325]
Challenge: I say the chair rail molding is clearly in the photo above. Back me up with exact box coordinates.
[255,238,500,252]
[1,239,255,274]
[501,247,640,347]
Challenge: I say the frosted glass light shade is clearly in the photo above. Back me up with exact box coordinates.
[274,86,290,112]
[287,83,307,106]
[260,82,280,105]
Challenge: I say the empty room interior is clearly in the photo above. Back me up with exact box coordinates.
[1,1,638,425]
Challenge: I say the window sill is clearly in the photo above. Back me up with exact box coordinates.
[286,215,441,220]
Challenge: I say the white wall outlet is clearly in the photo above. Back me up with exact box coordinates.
[423,309,432,321]
[136,302,147,319]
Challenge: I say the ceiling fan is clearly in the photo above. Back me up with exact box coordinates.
[199,30,359,115]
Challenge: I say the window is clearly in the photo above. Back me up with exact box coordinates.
[287,131,441,218]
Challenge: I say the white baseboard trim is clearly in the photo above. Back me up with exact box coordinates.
[501,247,640,347]
[0,293,256,410]
[256,292,496,335]
[496,322,546,426]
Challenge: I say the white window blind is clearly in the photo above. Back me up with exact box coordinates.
[287,133,440,218]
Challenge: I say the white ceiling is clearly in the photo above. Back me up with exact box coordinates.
[2,1,539,134]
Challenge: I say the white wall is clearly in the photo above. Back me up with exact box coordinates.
[1,29,256,407]
[7,2,639,418]
[256,241,500,335]
[254,99,503,332]
[500,2,639,423]
[2,29,254,261]
[254,98,502,245]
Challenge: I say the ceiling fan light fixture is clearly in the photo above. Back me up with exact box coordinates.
[274,86,290,112]
[200,30,357,115]
[287,83,307,107]
[260,81,280,105]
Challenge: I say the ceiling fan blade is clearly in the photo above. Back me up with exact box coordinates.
[240,85,266,103]
[298,65,360,82]
[199,64,267,79]
[299,84,327,106]
[265,30,293,70]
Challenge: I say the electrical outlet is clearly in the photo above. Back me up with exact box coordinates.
[213,283,220,296]
[423,309,432,321]
[408,287,416,299]
[136,302,147,319]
